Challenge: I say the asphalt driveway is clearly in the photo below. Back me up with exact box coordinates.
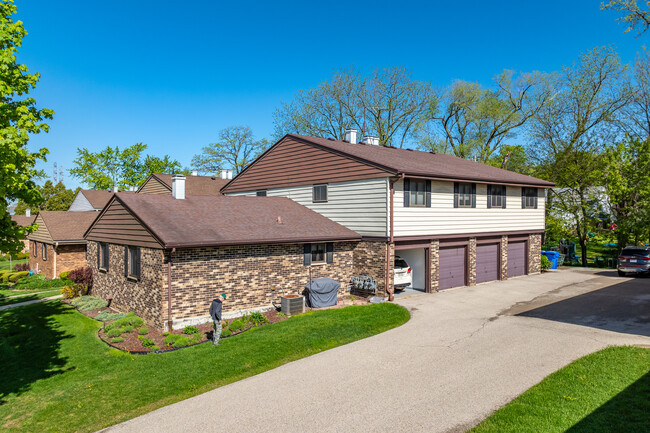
[104,268,650,433]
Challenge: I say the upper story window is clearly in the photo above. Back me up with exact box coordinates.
[522,187,538,209]
[126,246,141,280]
[455,182,475,208]
[409,180,426,207]
[488,185,506,209]
[256,190,267,197]
[312,184,328,203]
[42,243,47,261]
[98,242,109,271]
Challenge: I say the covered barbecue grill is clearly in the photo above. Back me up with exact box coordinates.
[305,277,340,308]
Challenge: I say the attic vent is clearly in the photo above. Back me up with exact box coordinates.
[277,216,283,225]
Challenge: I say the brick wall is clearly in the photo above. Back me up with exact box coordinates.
[56,244,87,276]
[29,242,55,278]
[166,242,355,328]
[500,235,508,280]
[430,240,440,292]
[468,237,477,286]
[528,233,542,274]
[352,240,391,296]
[88,242,166,329]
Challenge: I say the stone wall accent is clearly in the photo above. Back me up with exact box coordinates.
[56,244,87,276]
[468,237,477,286]
[352,240,389,296]
[88,242,166,329]
[528,233,542,274]
[500,235,508,280]
[167,242,355,329]
[29,242,55,278]
[430,240,440,292]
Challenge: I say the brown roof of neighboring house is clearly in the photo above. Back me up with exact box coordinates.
[81,190,113,209]
[226,134,554,188]
[149,173,229,196]
[11,214,36,227]
[110,192,361,248]
[35,211,99,243]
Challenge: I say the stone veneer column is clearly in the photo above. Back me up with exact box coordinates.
[430,240,440,292]
[386,243,395,298]
[500,235,508,280]
[528,233,542,274]
[468,237,477,286]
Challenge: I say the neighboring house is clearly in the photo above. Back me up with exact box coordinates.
[27,211,98,279]
[10,210,36,253]
[137,172,229,195]
[549,186,612,229]
[68,190,113,212]
[221,132,554,294]
[84,181,360,330]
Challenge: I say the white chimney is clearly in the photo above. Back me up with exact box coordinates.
[112,184,118,193]
[220,170,227,179]
[345,128,358,144]
[362,135,380,145]
[172,174,186,199]
[25,209,31,217]
[227,169,233,179]
[191,170,198,176]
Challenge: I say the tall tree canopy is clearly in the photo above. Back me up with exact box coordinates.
[14,181,79,214]
[191,126,268,175]
[421,70,553,162]
[273,67,436,148]
[0,0,54,254]
[532,46,632,264]
[602,0,650,35]
[70,143,183,190]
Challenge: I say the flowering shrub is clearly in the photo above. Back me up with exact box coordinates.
[67,267,93,291]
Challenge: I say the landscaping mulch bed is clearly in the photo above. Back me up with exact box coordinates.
[63,293,370,354]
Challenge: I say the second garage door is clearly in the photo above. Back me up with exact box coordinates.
[508,241,527,278]
[439,246,466,290]
[476,243,499,284]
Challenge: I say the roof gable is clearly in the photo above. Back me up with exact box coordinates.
[221,135,395,193]
[28,211,97,244]
[138,173,228,196]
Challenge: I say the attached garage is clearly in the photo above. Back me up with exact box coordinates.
[439,245,467,290]
[476,243,499,284]
[508,241,527,278]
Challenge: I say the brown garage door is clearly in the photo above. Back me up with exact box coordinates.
[508,241,527,278]
[476,243,499,284]
[439,246,466,290]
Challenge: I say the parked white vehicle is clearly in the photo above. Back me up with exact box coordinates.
[394,256,412,289]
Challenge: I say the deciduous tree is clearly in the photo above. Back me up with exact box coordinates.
[14,181,79,214]
[602,0,650,36]
[191,126,268,175]
[0,0,54,254]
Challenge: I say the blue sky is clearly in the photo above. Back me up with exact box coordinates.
[15,0,648,188]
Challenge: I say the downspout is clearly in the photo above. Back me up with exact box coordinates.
[53,241,58,278]
[167,248,175,331]
[385,174,404,302]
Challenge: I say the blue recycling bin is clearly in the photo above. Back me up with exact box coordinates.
[541,251,560,269]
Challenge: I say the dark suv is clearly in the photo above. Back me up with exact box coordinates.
[617,246,650,276]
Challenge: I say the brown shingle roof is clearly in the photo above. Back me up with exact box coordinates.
[11,214,36,227]
[114,192,361,248]
[81,190,113,209]
[36,211,98,243]
[151,173,229,196]
[284,134,554,187]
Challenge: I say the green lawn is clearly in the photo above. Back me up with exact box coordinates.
[0,289,61,307]
[0,258,27,271]
[0,300,410,432]
[471,346,650,433]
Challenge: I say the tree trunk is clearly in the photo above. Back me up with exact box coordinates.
[579,236,588,267]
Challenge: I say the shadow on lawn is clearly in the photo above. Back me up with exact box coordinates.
[0,301,72,404]
[0,293,40,308]
[567,372,650,433]
[516,277,650,337]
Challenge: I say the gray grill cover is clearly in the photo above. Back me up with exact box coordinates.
[305,277,340,308]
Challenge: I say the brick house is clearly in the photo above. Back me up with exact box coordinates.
[84,181,361,330]
[10,211,36,253]
[222,132,555,298]
[27,211,98,279]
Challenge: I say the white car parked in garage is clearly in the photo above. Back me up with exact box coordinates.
[394,256,412,290]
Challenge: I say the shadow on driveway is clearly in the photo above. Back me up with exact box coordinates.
[515,276,650,337]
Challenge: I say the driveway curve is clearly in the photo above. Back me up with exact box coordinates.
[103,268,650,433]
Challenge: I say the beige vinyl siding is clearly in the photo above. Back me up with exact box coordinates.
[68,192,95,212]
[393,180,546,236]
[27,215,53,244]
[228,178,389,237]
